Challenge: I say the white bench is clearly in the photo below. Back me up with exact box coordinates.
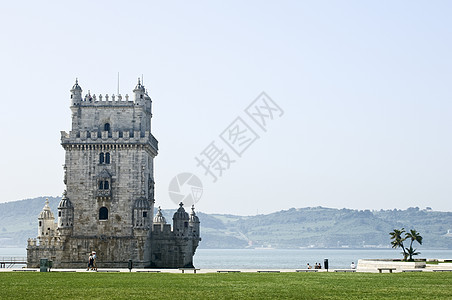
[377,268,396,273]
[179,268,200,273]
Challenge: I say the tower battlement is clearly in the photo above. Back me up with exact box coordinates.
[61,130,158,153]
[76,94,135,105]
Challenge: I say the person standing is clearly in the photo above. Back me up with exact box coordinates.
[350,262,356,269]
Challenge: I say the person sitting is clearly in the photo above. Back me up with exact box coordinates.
[350,262,356,269]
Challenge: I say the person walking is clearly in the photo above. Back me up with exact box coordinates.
[87,253,94,271]
[92,251,97,271]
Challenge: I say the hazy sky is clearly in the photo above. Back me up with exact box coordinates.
[0,1,451,215]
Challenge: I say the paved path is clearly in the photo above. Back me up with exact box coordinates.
[2,267,451,273]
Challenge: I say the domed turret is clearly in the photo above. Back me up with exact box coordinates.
[39,198,54,220]
[173,202,189,220]
[189,205,199,223]
[58,191,74,230]
[133,197,152,229]
[38,198,56,238]
[153,206,167,224]
[189,205,200,238]
[135,197,151,209]
[58,193,73,209]
[133,78,146,102]
[70,78,82,105]
[173,202,189,236]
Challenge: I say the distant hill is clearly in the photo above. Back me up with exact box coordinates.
[1,197,452,249]
[0,196,60,248]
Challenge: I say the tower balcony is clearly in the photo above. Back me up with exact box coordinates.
[96,190,111,199]
[61,130,159,156]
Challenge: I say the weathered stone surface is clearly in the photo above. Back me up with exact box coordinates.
[27,79,200,268]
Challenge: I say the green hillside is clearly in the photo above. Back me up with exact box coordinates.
[0,197,60,247]
[1,198,452,249]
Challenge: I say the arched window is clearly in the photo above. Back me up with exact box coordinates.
[99,181,104,190]
[105,152,110,164]
[143,211,148,218]
[99,207,108,220]
[99,153,105,164]
[104,123,110,132]
[104,180,109,189]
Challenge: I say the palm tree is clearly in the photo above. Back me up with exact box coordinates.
[405,229,423,261]
[389,228,407,260]
[405,246,420,261]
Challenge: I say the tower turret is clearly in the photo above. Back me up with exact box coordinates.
[57,191,74,231]
[133,78,146,102]
[189,205,200,238]
[153,206,167,225]
[133,197,152,229]
[173,202,189,236]
[70,78,82,105]
[38,198,56,238]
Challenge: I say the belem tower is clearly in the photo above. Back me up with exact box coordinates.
[27,79,201,268]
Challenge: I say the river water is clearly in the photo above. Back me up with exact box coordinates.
[2,248,452,269]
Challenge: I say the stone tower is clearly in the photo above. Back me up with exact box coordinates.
[27,79,200,268]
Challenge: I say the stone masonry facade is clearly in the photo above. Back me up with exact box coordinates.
[27,79,200,268]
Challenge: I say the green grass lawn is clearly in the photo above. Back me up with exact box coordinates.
[1,272,451,299]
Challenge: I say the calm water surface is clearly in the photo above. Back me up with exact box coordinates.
[2,248,452,269]
[193,248,452,269]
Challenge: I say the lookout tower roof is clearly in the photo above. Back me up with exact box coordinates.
[71,78,82,91]
[39,198,55,219]
[173,202,189,220]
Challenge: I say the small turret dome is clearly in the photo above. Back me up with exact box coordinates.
[58,191,73,209]
[39,198,55,219]
[133,78,145,92]
[153,206,167,224]
[71,78,82,91]
[173,202,189,220]
[134,197,151,209]
[189,205,199,223]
